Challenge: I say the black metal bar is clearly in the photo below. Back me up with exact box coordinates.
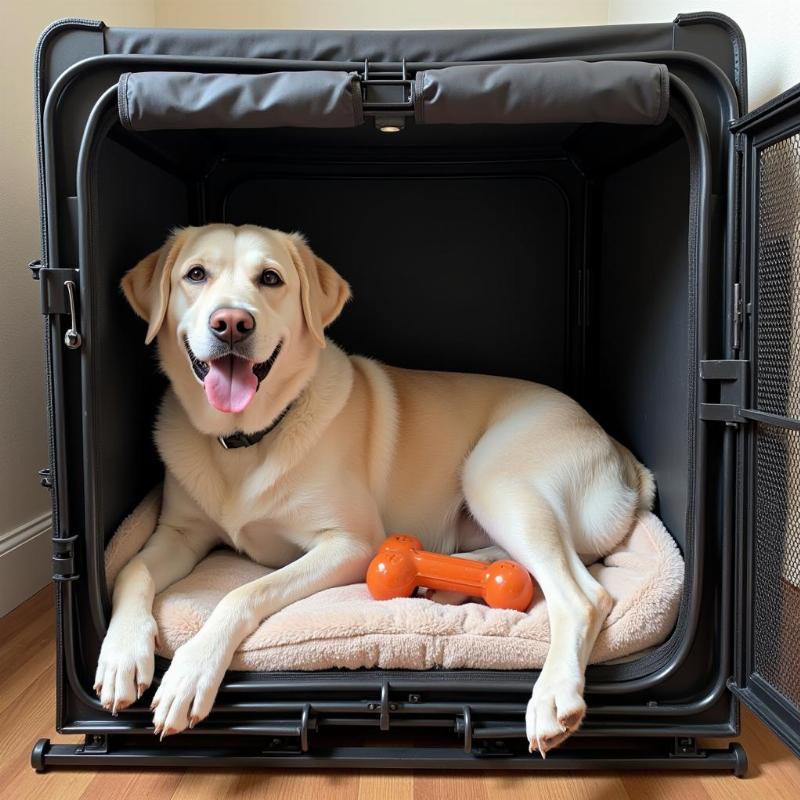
[75,84,120,640]
[33,738,747,774]
[461,705,473,753]
[58,717,740,739]
[737,408,800,431]
[379,681,391,731]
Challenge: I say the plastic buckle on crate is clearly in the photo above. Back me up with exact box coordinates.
[360,58,414,132]
[52,534,80,582]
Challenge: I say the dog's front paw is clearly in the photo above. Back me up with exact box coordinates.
[94,611,158,714]
[525,673,586,756]
[151,635,228,737]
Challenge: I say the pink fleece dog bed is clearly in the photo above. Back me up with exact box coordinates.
[105,487,684,670]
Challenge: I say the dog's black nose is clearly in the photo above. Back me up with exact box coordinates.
[209,307,255,345]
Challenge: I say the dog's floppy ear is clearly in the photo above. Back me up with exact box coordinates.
[286,233,351,348]
[121,229,186,345]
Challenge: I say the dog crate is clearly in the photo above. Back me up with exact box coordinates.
[28,13,800,773]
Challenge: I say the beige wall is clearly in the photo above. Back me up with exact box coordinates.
[154,1,608,30]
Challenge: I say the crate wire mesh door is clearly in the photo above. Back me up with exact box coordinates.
[737,103,800,755]
[753,132,800,707]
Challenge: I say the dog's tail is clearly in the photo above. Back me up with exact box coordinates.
[613,439,656,512]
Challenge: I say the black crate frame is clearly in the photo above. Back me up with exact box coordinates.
[26,13,800,774]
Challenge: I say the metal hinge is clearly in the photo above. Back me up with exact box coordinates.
[38,467,53,489]
[32,262,82,349]
[732,282,744,351]
[52,534,80,582]
[699,360,749,425]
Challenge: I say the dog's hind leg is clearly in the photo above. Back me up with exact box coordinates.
[462,425,615,755]
[465,484,611,753]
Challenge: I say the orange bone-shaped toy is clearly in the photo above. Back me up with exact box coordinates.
[367,534,535,612]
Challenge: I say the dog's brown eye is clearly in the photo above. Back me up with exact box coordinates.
[186,266,206,283]
[260,269,283,287]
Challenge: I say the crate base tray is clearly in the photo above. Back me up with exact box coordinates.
[31,735,747,775]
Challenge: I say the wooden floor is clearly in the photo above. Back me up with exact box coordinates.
[2,588,799,800]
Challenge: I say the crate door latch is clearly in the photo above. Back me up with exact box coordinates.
[30,261,82,350]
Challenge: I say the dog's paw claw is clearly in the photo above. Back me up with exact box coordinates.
[537,742,548,759]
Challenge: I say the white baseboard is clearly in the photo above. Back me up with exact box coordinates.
[0,512,52,617]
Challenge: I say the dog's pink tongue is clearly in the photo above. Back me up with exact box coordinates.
[204,355,258,413]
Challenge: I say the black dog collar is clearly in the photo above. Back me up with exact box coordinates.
[217,404,292,450]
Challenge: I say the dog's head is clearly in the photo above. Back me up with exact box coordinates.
[121,224,350,433]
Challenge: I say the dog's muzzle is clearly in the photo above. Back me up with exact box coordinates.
[184,338,283,413]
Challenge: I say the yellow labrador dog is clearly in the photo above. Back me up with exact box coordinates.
[95,223,654,754]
